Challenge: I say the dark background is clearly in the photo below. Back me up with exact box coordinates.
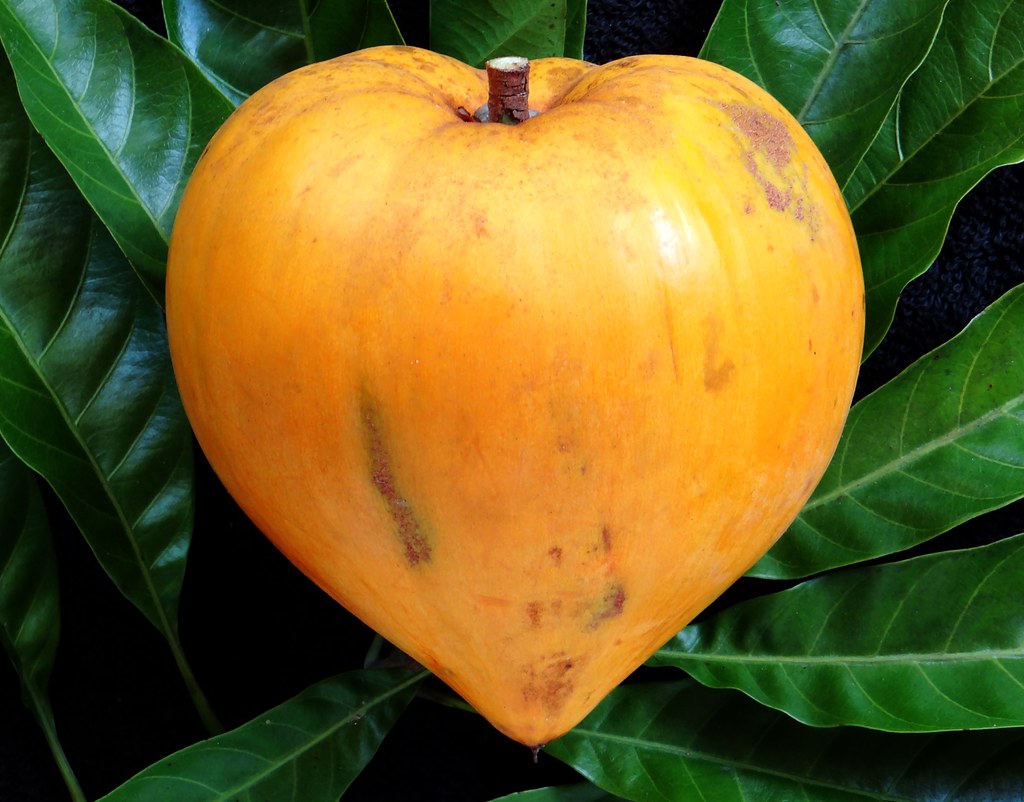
[3,1,1023,800]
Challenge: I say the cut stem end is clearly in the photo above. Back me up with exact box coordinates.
[486,56,531,124]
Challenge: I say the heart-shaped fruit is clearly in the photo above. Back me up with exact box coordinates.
[166,45,864,747]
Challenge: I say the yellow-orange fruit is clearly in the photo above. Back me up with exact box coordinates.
[166,45,864,747]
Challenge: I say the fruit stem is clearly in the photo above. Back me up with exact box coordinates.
[486,56,531,124]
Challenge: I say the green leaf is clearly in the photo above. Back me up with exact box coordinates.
[0,446,86,801]
[0,138,193,641]
[0,15,29,288]
[701,0,948,188]
[754,282,1024,579]
[563,0,586,61]
[490,783,623,801]
[846,0,1024,354]
[655,532,1024,732]
[97,667,426,802]
[308,0,405,63]
[430,0,579,65]
[164,0,308,105]
[0,441,85,801]
[0,54,55,697]
[0,41,57,775]
[0,443,57,728]
[164,0,403,106]
[0,56,213,727]
[0,80,84,778]
[0,0,234,298]
[547,679,1024,801]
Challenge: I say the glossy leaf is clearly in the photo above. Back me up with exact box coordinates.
[0,23,28,300]
[165,0,403,106]
[431,0,580,65]
[0,59,55,682]
[547,679,1024,802]
[655,532,1024,732]
[0,443,57,730]
[0,0,234,297]
[0,50,83,802]
[701,0,947,188]
[491,783,623,801]
[564,0,586,61]
[308,0,404,64]
[98,667,426,802]
[0,69,198,683]
[164,0,307,105]
[755,282,1024,579]
[0,440,84,800]
[846,0,1024,353]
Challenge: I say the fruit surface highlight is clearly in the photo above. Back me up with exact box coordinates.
[166,45,864,747]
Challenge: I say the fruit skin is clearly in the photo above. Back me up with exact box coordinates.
[166,45,864,746]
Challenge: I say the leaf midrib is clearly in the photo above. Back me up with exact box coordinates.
[462,0,568,64]
[803,391,1022,514]
[563,726,916,802]
[0,213,173,637]
[847,7,1024,213]
[0,3,171,246]
[203,0,302,39]
[129,670,428,799]
[795,0,871,124]
[657,646,1024,667]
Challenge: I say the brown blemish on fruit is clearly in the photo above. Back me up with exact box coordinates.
[522,653,579,714]
[526,601,543,628]
[718,102,800,214]
[548,546,563,566]
[794,196,806,221]
[724,103,793,170]
[586,525,615,557]
[362,401,431,566]
[703,315,736,392]
[758,172,793,212]
[587,581,626,630]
